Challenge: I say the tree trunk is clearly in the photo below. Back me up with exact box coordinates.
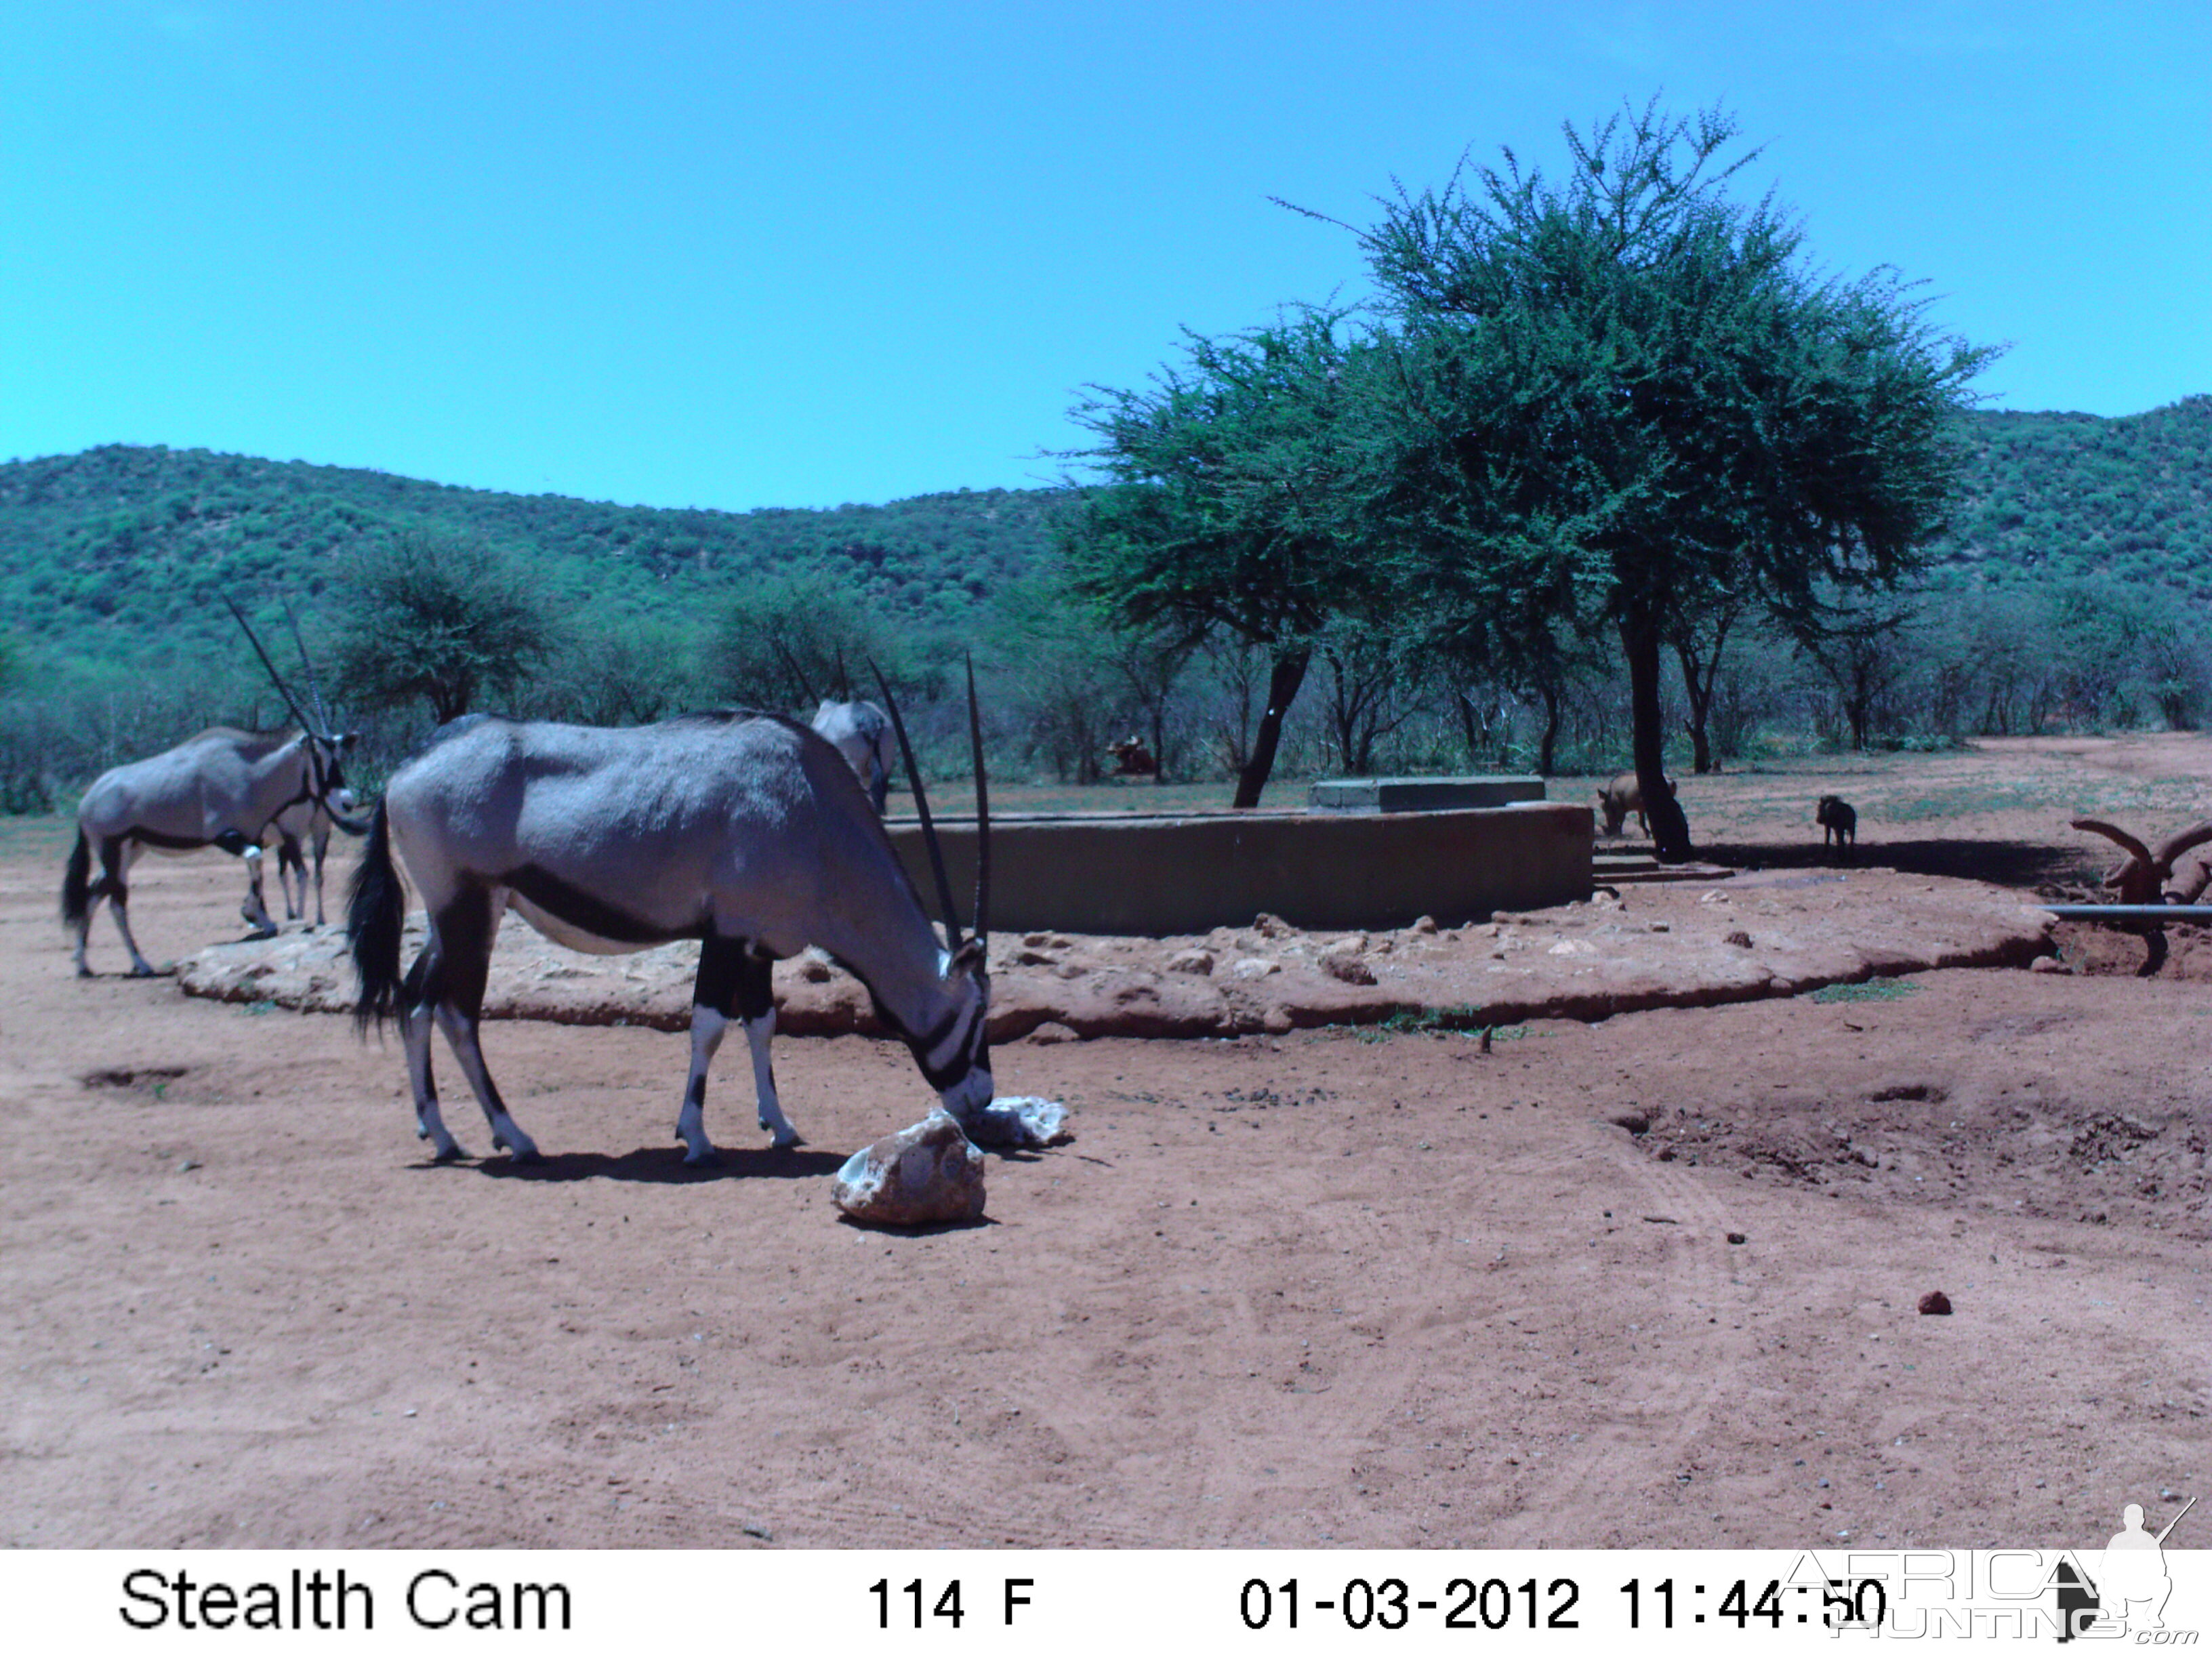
[1233,648,1311,808]
[1673,609,1734,776]
[1676,640,1715,775]
[1620,605,1693,861]
[1538,681,1561,777]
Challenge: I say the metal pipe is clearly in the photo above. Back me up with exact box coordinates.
[2040,905,2212,921]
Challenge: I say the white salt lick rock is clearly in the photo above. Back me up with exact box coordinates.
[832,1112,987,1227]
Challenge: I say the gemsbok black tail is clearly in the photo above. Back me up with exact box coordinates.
[346,798,405,1033]
[60,829,94,930]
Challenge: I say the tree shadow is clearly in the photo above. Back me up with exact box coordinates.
[1700,836,2091,890]
[415,1144,847,1183]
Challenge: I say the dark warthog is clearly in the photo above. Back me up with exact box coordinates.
[1816,795,1858,853]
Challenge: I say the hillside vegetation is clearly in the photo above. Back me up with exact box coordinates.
[1931,396,2212,596]
[3,400,2209,673]
[0,444,1060,670]
[0,397,2206,810]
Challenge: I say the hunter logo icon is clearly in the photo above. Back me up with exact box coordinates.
[2063,1494,2196,1639]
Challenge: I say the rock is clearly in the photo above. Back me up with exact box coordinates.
[1412,915,1439,934]
[1726,1231,1747,1245]
[1724,930,1753,948]
[832,1112,987,1227]
[1261,1006,1294,1035]
[968,1096,1071,1147]
[1321,952,1376,985]
[1025,1021,1080,1045]
[1608,1112,1650,1136]
[1253,913,1296,939]
[2030,955,2070,975]
[1917,1290,1953,1315]
[1230,958,1279,981]
[1165,948,1214,976]
[795,957,833,983]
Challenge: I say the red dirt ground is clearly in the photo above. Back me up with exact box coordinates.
[3,736,2207,1549]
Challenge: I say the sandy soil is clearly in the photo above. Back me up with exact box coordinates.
[4,737,2209,1550]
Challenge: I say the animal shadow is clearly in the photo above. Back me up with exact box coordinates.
[834,1212,997,1236]
[441,1145,847,1184]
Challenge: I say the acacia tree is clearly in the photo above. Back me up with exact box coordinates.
[332,531,556,726]
[705,569,914,712]
[1355,100,1993,858]
[1058,311,1379,806]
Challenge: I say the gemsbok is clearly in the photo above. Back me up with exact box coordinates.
[62,604,362,975]
[810,699,895,811]
[272,786,359,929]
[347,672,993,1164]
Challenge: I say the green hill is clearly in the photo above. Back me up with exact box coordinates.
[1,396,2207,674]
[0,444,1065,670]
[1929,394,2212,596]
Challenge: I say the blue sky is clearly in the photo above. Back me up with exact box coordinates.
[4,2,2207,512]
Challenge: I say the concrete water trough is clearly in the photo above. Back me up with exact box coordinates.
[1306,774,1549,813]
[884,790,1591,937]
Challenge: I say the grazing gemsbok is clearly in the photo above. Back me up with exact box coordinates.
[61,606,363,976]
[809,699,895,812]
[272,787,359,928]
[347,672,992,1164]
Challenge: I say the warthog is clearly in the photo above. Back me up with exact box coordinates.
[1597,771,1674,838]
[1816,795,1857,853]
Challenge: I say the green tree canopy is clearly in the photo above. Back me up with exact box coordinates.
[1058,310,1383,805]
[1356,99,1995,857]
[330,532,558,726]
[702,568,922,713]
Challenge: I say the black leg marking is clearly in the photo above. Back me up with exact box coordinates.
[692,932,747,1017]
[432,886,496,1021]
[736,948,775,1023]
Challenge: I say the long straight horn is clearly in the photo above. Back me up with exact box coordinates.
[966,651,989,947]
[281,595,333,733]
[224,598,316,735]
[773,638,819,710]
[834,643,853,701]
[870,660,964,951]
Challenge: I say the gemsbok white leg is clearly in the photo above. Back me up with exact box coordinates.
[239,844,276,938]
[737,949,797,1147]
[674,937,794,1162]
[402,1001,464,1161]
[398,884,539,1162]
